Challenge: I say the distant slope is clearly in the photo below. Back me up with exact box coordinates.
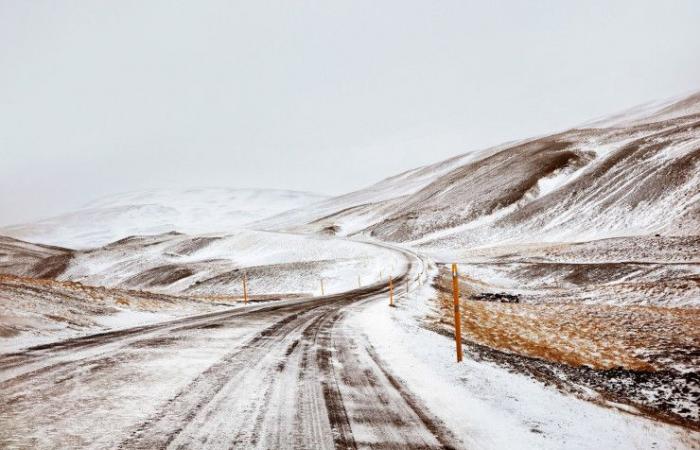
[254,138,526,235]
[1,188,327,248]
[257,92,700,251]
[0,235,72,279]
[2,93,698,295]
[53,229,404,297]
[0,228,406,299]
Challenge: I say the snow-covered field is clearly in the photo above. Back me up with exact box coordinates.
[0,230,407,353]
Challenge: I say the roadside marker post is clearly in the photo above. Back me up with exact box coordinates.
[357,275,361,288]
[320,278,325,296]
[452,263,463,362]
[389,276,394,307]
[243,271,249,304]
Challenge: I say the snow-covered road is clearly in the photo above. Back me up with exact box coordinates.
[0,244,463,449]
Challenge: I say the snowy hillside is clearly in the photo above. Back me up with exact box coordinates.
[55,230,405,298]
[0,188,327,249]
[258,92,700,254]
[254,139,524,235]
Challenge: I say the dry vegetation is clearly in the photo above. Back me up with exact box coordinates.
[429,264,700,429]
[0,274,229,340]
[434,291,699,372]
[0,273,313,343]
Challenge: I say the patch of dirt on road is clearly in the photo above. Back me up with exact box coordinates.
[129,336,181,348]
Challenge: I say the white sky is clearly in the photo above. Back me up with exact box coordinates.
[1,1,699,225]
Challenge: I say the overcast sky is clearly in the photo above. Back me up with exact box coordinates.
[1,1,699,225]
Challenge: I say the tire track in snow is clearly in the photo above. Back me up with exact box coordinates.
[1,244,461,449]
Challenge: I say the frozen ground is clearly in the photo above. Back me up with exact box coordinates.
[2,249,697,449]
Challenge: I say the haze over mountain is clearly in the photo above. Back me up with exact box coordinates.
[0,188,327,249]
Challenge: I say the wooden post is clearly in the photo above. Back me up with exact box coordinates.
[320,278,325,296]
[243,271,248,304]
[452,263,463,362]
[389,276,394,307]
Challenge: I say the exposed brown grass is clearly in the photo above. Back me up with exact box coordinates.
[433,277,700,372]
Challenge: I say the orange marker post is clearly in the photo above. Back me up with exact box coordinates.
[243,271,249,305]
[452,263,463,362]
[389,276,394,307]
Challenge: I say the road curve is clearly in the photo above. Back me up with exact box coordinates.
[0,244,461,449]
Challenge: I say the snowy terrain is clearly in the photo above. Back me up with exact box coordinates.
[1,92,699,448]
[0,188,327,249]
[352,270,696,449]
[58,230,406,298]
[257,93,699,253]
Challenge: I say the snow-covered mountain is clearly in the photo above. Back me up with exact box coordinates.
[0,188,327,249]
[2,92,698,302]
[258,92,700,254]
[4,91,695,297]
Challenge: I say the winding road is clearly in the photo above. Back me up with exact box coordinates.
[0,245,462,449]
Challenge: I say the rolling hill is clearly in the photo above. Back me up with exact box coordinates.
[258,92,700,255]
[0,188,327,249]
